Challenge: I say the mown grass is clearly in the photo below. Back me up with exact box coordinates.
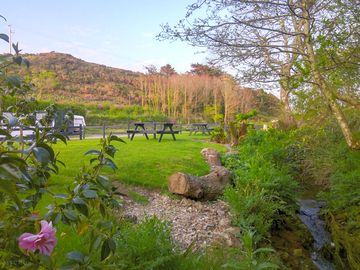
[50,133,226,190]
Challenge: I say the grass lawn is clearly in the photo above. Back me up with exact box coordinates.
[36,133,227,264]
[50,133,227,190]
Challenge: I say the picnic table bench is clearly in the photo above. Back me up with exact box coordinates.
[127,122,156,140]
[188,123,213,135]
[157,123,179,142]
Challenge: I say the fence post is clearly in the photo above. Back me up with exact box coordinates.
[127,120,130,138]
[153,121,157,139]
[102,123,106,139]
[79,124,83,140]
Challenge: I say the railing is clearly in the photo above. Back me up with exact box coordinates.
[0,125,86,140]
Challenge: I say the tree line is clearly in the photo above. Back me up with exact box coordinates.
[13,53,280,123]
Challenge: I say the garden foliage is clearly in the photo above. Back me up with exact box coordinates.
[223,129,299,241]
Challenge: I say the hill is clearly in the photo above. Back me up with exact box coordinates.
[12,52,280,122]
[16,52,142,103]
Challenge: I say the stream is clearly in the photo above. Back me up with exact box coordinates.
[297,199,336,270]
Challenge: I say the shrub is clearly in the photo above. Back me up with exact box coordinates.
[223,129,299,241]
[113,217,178,270]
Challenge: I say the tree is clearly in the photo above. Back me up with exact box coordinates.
[189,63,223,77]
[160,64,177,77]
[144,64,158,75]
[159,0,360,149]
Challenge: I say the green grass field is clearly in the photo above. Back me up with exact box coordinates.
[50,133,227,190]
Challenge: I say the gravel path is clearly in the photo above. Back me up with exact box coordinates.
[114,183,241,250]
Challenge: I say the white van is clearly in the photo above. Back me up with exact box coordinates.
[73,115,86,127]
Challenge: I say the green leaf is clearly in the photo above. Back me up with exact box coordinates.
[3,113,18,127]
[72,197,86,205]
[103,158,118,170]
[36,143,55,161]
[13,55,22,65]
[22,58,30,68]
[97,221,113,230]
[109,135,125,143]
[12,42,20,54]
[54,193,68,199]
[74,203,89,217]
[96,175,110,191]
[0,33,9,43]
[90,236,102,253]
[66,251,85,263]
[54,212,61,224]
[51,133,67,145]
[100,239,111,261]
[63,209,78,221]
[84,150,101,156]
[83,189,98,199]
[57,159,66,167]
[32,147,51,164]
[105,145,117,158]
[108,238,116,253]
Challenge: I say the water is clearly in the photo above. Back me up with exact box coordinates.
[297,199,336,270]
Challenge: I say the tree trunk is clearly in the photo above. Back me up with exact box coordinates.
[168,148,232,200]
[280,85,296,127]
[303,7,360,150]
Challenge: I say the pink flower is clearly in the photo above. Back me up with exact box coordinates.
[19,220,57,256]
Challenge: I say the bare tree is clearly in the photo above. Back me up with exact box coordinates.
[159,0,360,149]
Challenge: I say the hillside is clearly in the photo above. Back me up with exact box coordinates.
[15,52,142,103]
[12,52,280,121]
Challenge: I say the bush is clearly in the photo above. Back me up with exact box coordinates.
[211,126,227,143]
[113,217,178,270]
[223,129,299,241]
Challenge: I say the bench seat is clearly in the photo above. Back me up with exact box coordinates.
[156,130,180,134]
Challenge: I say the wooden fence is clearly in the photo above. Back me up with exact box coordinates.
[1,122,222,141]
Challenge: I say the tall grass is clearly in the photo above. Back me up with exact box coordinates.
[223,129,299,242]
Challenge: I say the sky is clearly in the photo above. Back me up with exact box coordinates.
[0,0,208,73]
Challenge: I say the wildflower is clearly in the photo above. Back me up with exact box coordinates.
[19,220,57,256]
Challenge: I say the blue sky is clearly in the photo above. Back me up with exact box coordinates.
[0,0,208,73]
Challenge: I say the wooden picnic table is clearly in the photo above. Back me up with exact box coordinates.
[157,123,179,142]
[189,123,213,135]
[127,122,156,140]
